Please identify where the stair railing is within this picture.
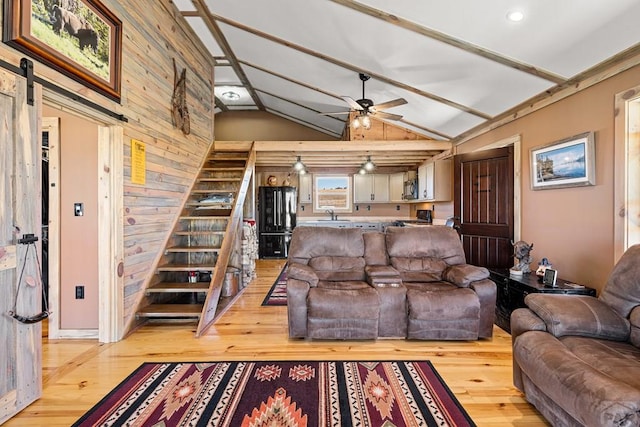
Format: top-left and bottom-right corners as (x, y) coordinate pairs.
(196, 144), (256, 337)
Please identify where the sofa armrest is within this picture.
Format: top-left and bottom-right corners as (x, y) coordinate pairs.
(365, 265), (402, 285)
(510, 308), (547, 391)
(524, 293), (631, 340)
(510, 308), (547, 342)
(287, 278), (311, 338)
(287, 262), (319, 287)
(443, 264), (489, 288)
(629, 305), (640, 347)
(469, 278), (496, 338)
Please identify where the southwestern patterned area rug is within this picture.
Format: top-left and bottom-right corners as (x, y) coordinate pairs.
(261, 265), (287, 306)
(73, 360), (476, 426)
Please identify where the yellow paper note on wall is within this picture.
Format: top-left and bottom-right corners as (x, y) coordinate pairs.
(131, 139), (146, 185)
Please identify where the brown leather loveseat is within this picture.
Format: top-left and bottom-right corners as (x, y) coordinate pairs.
(286, 225), (496, 340)
(511, 244), (640, 427)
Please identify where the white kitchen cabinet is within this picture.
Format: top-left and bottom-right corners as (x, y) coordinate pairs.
(389, 172), (404, 202)
(298, 173), (313, 203)
(353, 174), (389, 203)
(418, 159), (452, 201)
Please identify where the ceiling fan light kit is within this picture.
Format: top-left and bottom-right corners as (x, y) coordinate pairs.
(325, 73), (407, 131)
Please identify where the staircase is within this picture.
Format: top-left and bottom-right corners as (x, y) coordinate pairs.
(136, 145), (255, 336)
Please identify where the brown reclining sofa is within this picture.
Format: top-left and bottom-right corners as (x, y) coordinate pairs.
(286, 225), (497, 340)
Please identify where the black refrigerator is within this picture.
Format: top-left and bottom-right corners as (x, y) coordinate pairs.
(259, 186), (297, 258)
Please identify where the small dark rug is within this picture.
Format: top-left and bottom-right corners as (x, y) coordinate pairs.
(261, 265), (287, 306)
(73, 360), (475, 426)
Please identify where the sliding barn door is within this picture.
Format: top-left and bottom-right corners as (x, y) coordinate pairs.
(0, 67), (42, 423)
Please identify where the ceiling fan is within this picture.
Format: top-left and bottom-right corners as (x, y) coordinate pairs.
(322, 73), (408, 127)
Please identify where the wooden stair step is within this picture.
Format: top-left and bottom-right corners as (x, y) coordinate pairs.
(165, 246), (221, 253)
(185, 202), (232, 210)
(147, 282), (209, 293)
(201, 167), (244, 172)
(196, 177), (242, 182)
(190, 189), (238, 195)
(173, 231), (225, 236)
(137, 304), (203, 318)
(182, 208), (230, 215)
(157, 263), (216, 272)
(179, 215), (230, 220)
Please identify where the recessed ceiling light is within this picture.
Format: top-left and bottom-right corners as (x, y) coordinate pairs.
(221, 91), (240, 101)
(507, 10), (524, 22)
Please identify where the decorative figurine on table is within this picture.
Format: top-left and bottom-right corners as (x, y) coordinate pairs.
(510, 240), (534, 276)
(536, 257), (552, 281)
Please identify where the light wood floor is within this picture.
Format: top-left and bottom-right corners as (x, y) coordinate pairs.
(7, 259), (548, 426)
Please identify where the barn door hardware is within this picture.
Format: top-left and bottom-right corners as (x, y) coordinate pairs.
(20, 58), (34, 105)
(0, 57), (128, 122)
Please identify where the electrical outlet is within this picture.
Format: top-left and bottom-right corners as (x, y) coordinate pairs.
(75, 285), (85, 299)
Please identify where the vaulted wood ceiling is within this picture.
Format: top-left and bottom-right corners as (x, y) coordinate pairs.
(174, 1), (640, 169)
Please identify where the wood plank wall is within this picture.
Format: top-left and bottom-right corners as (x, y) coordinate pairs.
(0, 0), (215, 336)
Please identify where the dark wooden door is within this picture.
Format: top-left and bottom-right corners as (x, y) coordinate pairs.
(454, 147), (514, 268)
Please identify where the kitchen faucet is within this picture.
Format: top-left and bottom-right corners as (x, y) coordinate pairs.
(325, 209), (336, 220)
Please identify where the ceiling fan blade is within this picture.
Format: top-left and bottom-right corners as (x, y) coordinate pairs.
(319, 111), (351, 116)
(374, 111), (403, 121)
(341, 96), (364, 111)
(372, 98), (408, 111)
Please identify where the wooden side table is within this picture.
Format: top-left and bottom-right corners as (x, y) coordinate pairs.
(489, 269), (597, 333)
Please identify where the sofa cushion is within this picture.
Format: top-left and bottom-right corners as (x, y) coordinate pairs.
(599, 243), (640, 318)
(525, 294), (630, 340)
(514, 331), (640, 427)
(363, 231), (388, 266)
(390, 257), (447, 282)
(316, 280), (371, 291)
(404, 281), (457, 292)
(309, 256), (366, 281)
(289, 226), (365, 259)
(385, 226), (466, 266)
(406, 288), (480, 340)
(308, 286), (379, 319)
(559, 336), (640, 390)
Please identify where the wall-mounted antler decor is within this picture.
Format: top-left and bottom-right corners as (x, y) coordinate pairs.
(171, 58), (190, 135)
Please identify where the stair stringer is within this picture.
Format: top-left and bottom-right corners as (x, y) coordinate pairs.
(196, 145), (256, 337)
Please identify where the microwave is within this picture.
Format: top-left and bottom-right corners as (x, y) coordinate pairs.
(403, 179), (418, 200)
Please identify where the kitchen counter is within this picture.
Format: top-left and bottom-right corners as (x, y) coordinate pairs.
(296, 218), (447, 229)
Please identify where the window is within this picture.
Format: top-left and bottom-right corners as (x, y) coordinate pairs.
(614, 85), (640, 261)
(313, 175), (352, 213)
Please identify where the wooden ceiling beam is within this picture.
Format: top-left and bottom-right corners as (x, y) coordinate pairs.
(329, 0), (566, 85)
(185, 3), (265, 110)
(248, 140), (452, 152)
(211, 14), (491, 120)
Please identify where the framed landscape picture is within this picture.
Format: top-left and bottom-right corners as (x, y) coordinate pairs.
(530, 131), (596, 190)
(3, 0), (122, 101)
